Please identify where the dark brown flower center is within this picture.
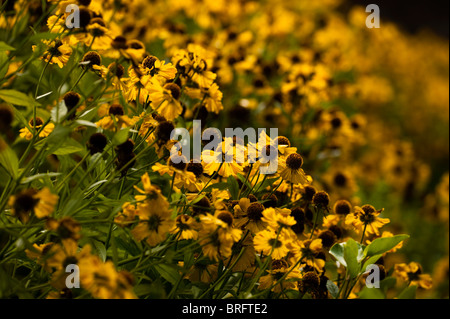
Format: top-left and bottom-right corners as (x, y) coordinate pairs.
(217, 211), (234, 227)
(29, 117), (44, 127)
(247, 203), (265, 222)
(63, 91), (81, 109)
(334, 200), (352, 215)
(13, 190), (39, 213)
(164, 83), (181, 100)
(187, 162), (204, 178)
(286, 153), (304, 170)
(81, 51), (102, 68)
(109, 104), (125, 116)
(275, 136), (291, 147)
(312, 191), (330, 207)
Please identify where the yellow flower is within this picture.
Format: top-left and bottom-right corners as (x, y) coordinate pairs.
(394, 262), (433, 290)
(19, 117), (55, 140)
(288, 238), (326, 273)
(223, 232), (256, 272)
(172, 44), (217, 88)
(261, 207), (297, 231)
(345, 204), (390, 236)
(45, 239), (93, 290)
(278, 153), (313, 185)
(201, 138), (244, 178)
(8, 187), (58, 222)
(79, 255), (137, 299)
(254, 229), (291, 260)
(233, 198), (267, 234)
(185, 83), (223, 114)
(198, 212), (242, 261)
(95, 103), (139, 131)
(131, 204), (174, 247)
(141, 56), (177, 81)
(34, 40), (72, 68)
(171, 214), (200, 240)
(146, 79), (183, 121)
(258, 259), (301, 293)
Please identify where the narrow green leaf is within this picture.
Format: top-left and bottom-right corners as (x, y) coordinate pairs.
(227, 175), (239, 199)
(203, 182), (228, 192)
(0, 52), (9, 79)
(0, 41), (15, 51)
(154, 263), (181, 286)
(0, 89), (40, 108)
(21, 172), (62, 184)
(0, 145), (19, 179)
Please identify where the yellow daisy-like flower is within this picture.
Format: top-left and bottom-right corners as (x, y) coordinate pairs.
(45, 239), (92, 289)
(278, 153), (313, 185)
(198, 211), (242, 261)
(201, 138), (244, 178)
(33, 40), (72, 69)
(254, 229), (291, 260)
(8, 187), (59, 222)
(95, 103), (139, 131)
(288, 238), (326, 273)
(79, 255), (137, 299)
(185, 83), (223, 114)
(131, 201), (175, 247)
(171, 214), (200, 240)
(394, 262), (433, 290)
(258, 259), (301, 293)
(147, 79), (183, 121)
(345, 204), (390, 236)
(261, 207), (297, 231)
(233, 198), (267, 234)
(141, 56), (177, 81)
(19, 117), (55, 140)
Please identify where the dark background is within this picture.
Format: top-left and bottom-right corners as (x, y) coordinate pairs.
(345, 0), (449, 38)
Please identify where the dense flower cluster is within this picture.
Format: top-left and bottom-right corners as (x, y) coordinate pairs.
(0, 0), (448, 299)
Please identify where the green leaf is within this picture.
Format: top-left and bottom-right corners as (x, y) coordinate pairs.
(112, 128), (130, 146)
(364, 234), (409, 257)
(344, 238), (360, 278)
(0, 90), (40, 108)
(380, 277), (397, 294)
(0, 52), (9, 79)
(254, 177), (280, 194)
(397, 285), (417, 299)
(29, 32), (60, 43)
(358, 286), (385, 299)
(236, 173), (251, 190)
(154, 263), (181, 286)
(50, 102), (68, 123)
(0, 144), (19, 179)
(329, 242), (346, 267)
(91, 239), (107, 262)
(0, 41), (15, 51)
(203, 182), (228, 193)
(227, 175), (239, 199)
(362, 254), (383, 271)
(51, 138), (84, 156)
(326, 280), (339, 299)
(21, 172), (62, 184)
